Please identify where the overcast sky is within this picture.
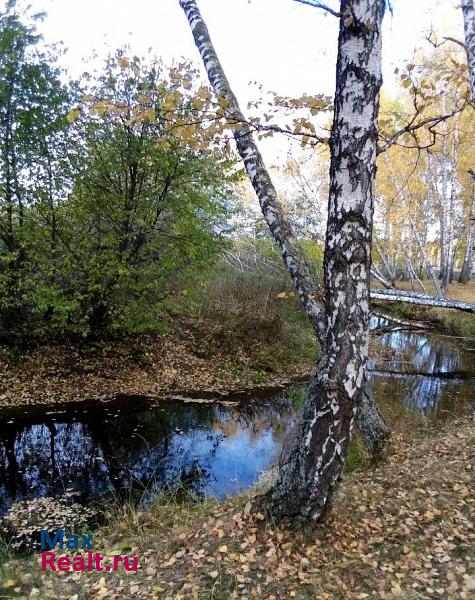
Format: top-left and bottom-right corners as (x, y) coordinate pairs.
(3, 0), (464, 163)
(13, 0), (462, 96)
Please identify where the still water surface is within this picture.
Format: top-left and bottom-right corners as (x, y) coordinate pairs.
(0, 318), (473, 513)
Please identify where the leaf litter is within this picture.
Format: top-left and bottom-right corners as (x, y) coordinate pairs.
(0, 415), (473, 599)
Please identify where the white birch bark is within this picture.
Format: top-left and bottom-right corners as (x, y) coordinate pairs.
(411, 223), (444, 296)
(459, 171), (475, 282)
(270, 0), (387, 520)
(372, 288), (475, 312)
(179, 0), (390, 463)
(461, 0), (475, 101)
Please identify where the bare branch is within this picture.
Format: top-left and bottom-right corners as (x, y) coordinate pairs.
(248, 120), (327, 145)
(377, 104), (466, 154)
(426, 31), (466, 50)
(443, 36), (466, 49)
(292, 0), (340, 17)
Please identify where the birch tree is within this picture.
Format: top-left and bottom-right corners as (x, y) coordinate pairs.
(461, 0), (475, 101)
(180, 0), (386, 521)
(459, 169), (475, 282)
(180, 0), (475, 521)
(179, 0), (391, 463)
(270, 0), (386, 520)
(459, 0), (475, 282)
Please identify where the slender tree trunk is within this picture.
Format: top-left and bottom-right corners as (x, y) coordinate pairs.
(461, 0), (475, 101)
(439, 154), (451, 292)
(446, 134), (459, 286)
(412, 223), (444, 296)
(179, 0), (390, 459)
(371, 263), (392, 288)
(375, 242), (396, 285)
(270, 0), (386, 521)
(459, 172), (475, 282)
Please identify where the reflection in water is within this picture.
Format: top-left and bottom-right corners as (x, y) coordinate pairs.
(369, 316), (474, 414)
(0, 320), (473, 513)
(0, 395), (295, 514)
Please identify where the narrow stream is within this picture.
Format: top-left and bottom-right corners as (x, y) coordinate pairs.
(0, 317), (473, 514)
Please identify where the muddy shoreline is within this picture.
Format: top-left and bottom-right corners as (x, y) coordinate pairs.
(0, 373), (311, 421)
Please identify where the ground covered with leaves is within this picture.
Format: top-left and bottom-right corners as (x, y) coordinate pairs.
(0, 415), (473, 599)
(0, 316), (316, 410)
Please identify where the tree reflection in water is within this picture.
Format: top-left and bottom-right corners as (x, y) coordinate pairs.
(0, 324), (473, 514)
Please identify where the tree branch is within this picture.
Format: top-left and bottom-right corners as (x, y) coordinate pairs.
(426, 31), (466, 50)
(377, 105), (466, 154)
(443, 36), (466, 49)
(292, 0), (340, 17)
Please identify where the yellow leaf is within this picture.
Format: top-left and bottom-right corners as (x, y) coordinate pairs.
(142, 108), (156, 122)
(138, 94), (153, 105)
(3, 580), (15, 589)
(192, 98), (204, 111)
(66, 108), (80, 123)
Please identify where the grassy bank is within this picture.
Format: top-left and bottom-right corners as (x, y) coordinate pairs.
(0, 414), (473, 599)
(0, 309), (317, 410)
(1, 274), (473, 411)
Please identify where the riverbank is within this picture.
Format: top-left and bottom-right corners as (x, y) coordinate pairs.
(0, 314), (317, 409)
(1, 294), (473, 410)
(0, 414), (473, 599)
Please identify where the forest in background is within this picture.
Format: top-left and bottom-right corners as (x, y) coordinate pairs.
(0, 3), (473, 345)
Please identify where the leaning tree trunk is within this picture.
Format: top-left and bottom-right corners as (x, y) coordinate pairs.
(179, 0), (390, 456)
(461, 0), (475, 101)
(270, 0), (386, 521)
(459, 172), (475, 283)
(412, 223), (444, 297)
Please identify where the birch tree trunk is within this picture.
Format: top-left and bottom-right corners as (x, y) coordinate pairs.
(459, 172), (475, 283)
(461, 0), (475, 101)
(179, 0), (390, 460)
(371, 288), (475, 312)
(412, 223), (444, 296)
(270, 0), (386, 521)
(439, 153), (451, 292)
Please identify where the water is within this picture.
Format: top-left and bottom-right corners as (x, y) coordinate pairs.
(369, 315), (475, 414)
(0, 318), (473, 514)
